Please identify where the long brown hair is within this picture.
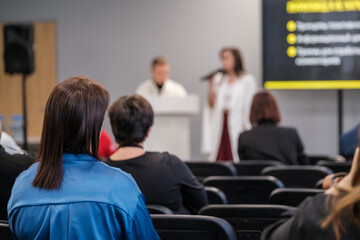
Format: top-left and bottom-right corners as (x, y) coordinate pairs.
(321, 147), (360, 239)
(32, 76), (110, 190)
(220, 47), (244, 76)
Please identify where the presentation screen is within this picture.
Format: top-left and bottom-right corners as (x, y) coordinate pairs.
(263, 0), (360, 89)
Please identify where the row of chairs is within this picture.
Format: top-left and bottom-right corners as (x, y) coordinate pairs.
(186, 161), (337, 188)
(150, 204), (295, 240)
(203, 176), (325, 205)
(186, 160), (351, 181)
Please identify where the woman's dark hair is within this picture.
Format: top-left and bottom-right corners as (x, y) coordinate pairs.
(220, 47), (245, 76)
(250, 91), (281, 125)
(108, 94), (154, 145)
(32, 76), (110, 190)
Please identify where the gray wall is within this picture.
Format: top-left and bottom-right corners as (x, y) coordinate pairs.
(1, 0), (359, 159)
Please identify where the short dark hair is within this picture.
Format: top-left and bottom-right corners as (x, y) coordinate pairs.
(32, 76), (110, 190)
(109, 94), (154, 145)
(220, 47), (245, 76)
(250, 91), (281, 125)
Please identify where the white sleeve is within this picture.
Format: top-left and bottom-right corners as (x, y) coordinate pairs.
(242, 75), (258, 130)
(135, 82), (148, 96)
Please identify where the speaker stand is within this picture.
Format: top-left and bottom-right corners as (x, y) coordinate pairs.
(22, 74), (28, 150)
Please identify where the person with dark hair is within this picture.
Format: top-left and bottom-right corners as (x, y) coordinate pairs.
(202, 47), (257, 162)
(262, 146), (360, 240)
(0, 120), (34, 220)
(135, 56), (187, 96)
(106, 94), (207, 214)
(7, 77), (159, 239)
(238, 91), (308, 164)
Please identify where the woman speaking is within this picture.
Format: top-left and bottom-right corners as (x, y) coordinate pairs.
(201, 47), (257, 162)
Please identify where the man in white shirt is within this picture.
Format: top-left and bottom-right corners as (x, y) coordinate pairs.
(135, 57), (187, 97)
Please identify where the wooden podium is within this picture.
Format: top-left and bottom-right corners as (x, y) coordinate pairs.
(143, 95), (199, 160)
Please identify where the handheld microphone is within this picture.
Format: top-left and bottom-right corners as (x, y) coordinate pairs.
(200, 68), (226, 81)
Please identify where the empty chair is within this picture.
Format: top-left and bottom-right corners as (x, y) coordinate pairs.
(151, 214), (236, 240)
(147, 205), (173, 214)
(234, 160), (284, 176)
(185, 162), (237, 182)
(269, 188), (325, 207)
(261, 165), (333, 188)
(203, 176), (284, 204)
(205, 186), (228, 205)
(0, 221), (11, 240)
(199, 204), (294, 240)
(316, 160), (352, 173)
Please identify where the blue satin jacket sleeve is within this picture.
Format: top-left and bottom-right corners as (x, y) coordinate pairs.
(129, 194), (160, 240)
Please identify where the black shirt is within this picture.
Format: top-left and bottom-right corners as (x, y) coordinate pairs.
(238, 121), (308, 165)
(262, 193), (360, 240)
(106, 152), (207, 214)
(0, 145), (34, 220)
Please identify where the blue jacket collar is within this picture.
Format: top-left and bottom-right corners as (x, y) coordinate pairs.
(62, 153), (98, 162)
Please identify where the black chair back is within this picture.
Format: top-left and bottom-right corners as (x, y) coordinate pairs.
(307, 155), (332, 165)
(261, 165), (333, 188)
(186, 162), (237, 182)
(316, 160), (352, 173)
(0, 221), (11, 240)
(234, 160), (284, 176)
(151, 214), (236, 240)
(205, 186), (228, 204)
(203, 176), (284, 204)
(269, 188), (324, 207)
(199, 204), (294, 240)
(146, 205), (173, 214)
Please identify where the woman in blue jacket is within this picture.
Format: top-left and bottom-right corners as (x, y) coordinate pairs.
(7, 76), (160, 240)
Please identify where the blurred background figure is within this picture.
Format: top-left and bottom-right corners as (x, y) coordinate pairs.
(98, 129), (118, 160)
(0, 119), (34, 220)
(238, 91), (308, 165)
(340, 123), (359, 160)
(135, 57), (187, 97)
(202, 47), (257, 162)
(0, 120), (25, 155)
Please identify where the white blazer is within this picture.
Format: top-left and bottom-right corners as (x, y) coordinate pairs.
(201, 72), (257, 163)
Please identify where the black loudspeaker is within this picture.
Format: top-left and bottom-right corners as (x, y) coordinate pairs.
(3, 24), (34, 74)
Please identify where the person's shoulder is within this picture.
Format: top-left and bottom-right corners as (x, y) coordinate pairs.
(146, 151), (184, 166)
(95, 161), (141, 192)
(239, 128), (254, 138)
(10, 162), (39, 198)
(167, 79), (186, 89)
(135, 79), (153, 93)
(239, 72), (255, 81)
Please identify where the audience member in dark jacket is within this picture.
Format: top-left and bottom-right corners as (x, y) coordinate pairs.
(0, 123), (34, 220)
(238, 91), (308, 165)
(106, 94), (207, 214)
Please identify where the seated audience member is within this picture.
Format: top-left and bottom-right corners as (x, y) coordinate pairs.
(0, 121), (25, 155)
(340, 123), (359, 159)
(7, 77), (159, 239)
(238, 91), (308, 165)
(0, 122), (34, 220)
(262, 146), (360, 240)
(106, 94), (207, 214)
(135, 57), (187, 97)
(99, 129), (118, 159)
